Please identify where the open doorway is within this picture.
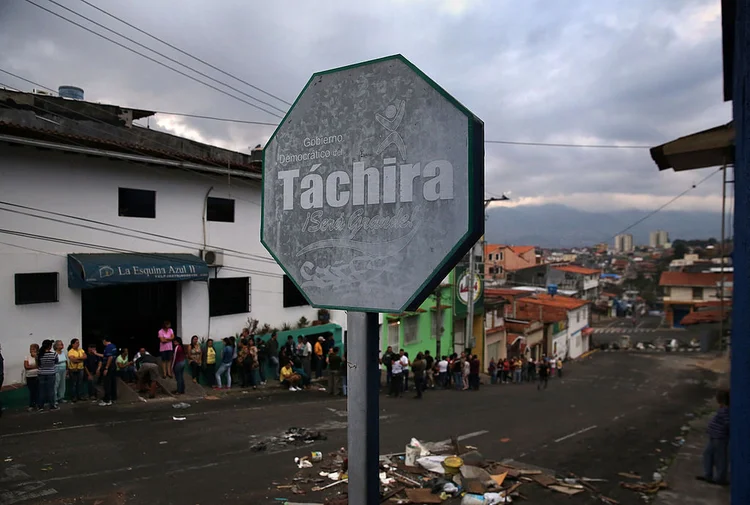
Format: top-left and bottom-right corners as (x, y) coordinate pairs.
(82, 282), (177, 355)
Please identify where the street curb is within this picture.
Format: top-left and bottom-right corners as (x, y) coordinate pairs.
(578, 349), (599, 360)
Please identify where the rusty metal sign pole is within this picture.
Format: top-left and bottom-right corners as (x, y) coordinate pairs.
(346, 311), (380, 505)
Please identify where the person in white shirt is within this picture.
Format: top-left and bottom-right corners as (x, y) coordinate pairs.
(389, 349), (409, 397)
(437, 356), (449, 389)
(301, 337), (313, 378)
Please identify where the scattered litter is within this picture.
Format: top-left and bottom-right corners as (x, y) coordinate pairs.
(417, 455), (448, 474)
(159, 441), (168, 445)
(52, 422), (63, 426)
(500, 438), (511, 443)
(620, 480), (668, 494)
(491, 471), (508, 487)
(295, 457), (313, 469)
(652, 472), (663, 482)
(580, 477), (608, 482)
(310, 451), (322, 462)
(204, 395), (219, 400)
(250, 442), (267, 452)
(3, 458), (12, 462)
(618, 472), (641, 480)
(680, 425), (690, 432)
(172, 402), (191, 409)
(40, 466), (53, 471)
(549, 484), (584, 495)
(172, 416), (186, 421)
(311, 478), (347, 492)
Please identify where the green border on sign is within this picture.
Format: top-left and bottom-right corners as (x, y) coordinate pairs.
(260, 54), (484, 314)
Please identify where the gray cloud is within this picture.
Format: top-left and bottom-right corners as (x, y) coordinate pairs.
(0, 0), (731, 210)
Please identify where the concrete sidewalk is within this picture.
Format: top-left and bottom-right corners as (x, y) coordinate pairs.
(654, 411), (730, 505)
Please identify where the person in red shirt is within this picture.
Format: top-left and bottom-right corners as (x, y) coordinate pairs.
(502, 358), (511, 384)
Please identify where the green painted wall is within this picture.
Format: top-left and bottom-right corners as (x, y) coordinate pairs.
(381, 274), (455, 359)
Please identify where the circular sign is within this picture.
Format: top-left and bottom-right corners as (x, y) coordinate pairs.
(457, 272), (482, 305)
(262, 55), (484, 312)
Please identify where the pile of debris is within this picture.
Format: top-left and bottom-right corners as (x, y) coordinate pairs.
(250, 427), (327, 453)
(277, 436), (628, 504)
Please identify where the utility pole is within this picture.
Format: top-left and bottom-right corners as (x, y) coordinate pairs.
(466, 245), (475, 352)
(434, 285), (442, 359)
(464, 196), (509, 352)
(719, 161), (727, 352)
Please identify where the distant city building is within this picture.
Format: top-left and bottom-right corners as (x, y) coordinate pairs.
(614, 233), (634, 253)
(649, 230), (670, 248)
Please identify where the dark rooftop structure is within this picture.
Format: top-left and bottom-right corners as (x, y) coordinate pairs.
(0, 88), (261, 177)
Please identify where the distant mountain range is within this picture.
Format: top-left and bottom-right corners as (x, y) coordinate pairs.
(485, 204), (725, 249)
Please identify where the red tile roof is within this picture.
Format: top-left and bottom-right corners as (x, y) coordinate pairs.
(486, 288), (528, 298)
(484, 244), (535, 256)
(659, 271), (733, 287)
(553, 265), (601, 275)
(680, 308), (731, 326)
(510, 246), (535, 255)
(523, 293), (590, 309)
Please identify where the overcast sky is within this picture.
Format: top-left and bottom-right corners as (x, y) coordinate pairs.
(0, 0), (731, 213)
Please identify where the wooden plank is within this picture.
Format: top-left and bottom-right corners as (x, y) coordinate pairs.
(531, 474), (557, 487)
(548, 485), (584, 495)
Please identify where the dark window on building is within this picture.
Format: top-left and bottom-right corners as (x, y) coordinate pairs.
(209, 277), (250, 317)
(118, 187), (156, 218)
(692, 287), (703, 300)
(15, 272), (59, 305)
(206, 197), (235, 223)
(283, 275), (308, 307)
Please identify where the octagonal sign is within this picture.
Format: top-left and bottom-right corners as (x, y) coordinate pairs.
(262, 55), (484, 313)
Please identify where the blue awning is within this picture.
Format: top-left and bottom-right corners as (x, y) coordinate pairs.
(68, 253), (209, 289)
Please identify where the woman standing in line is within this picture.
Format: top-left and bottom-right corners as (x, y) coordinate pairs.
(37, 340), (58, 411)
(214, 337), (234, 389)
(188, 336), (202, 384)
(67, 338), (86, 402)
(171, 336), (186, 395)
(24, 343), (40, 411)
(203, 338), (216, 386)
(158, 320), (175, 379)
(53, 340), (67, 405)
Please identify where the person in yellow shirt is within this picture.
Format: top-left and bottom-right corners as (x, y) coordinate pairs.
(314, 336), (325, 379)
(204, 338), (216, 387)
(556, 358), (563, 378)
(280, 360), (301, 391)
(67, 338), (86, 402)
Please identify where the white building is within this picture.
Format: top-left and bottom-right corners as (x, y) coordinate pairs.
(614, 233), (634, 253)
(649, 230), (669, 248)
(0, 90), (347, 385)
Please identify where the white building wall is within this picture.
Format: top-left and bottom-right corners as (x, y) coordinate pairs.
(0, 146), (346, 384)
(566, 305), (589, 359)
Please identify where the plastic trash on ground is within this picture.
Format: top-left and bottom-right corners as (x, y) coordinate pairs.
(417, 455), (448, 474)
(172, 402), (191, 409)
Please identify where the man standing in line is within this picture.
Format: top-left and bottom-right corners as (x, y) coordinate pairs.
(327, 347), (342, 395)
(424, 350), (435, 389)
(469, 354), (481, 390)
(437, 355), (449, 388)
(382, 346), (395, 389)
(267, 332), (280, 380)
(256, 336), (268, 385)
(537, 357), (549, 391)
(300, 336), (312, 379)
(100, 336), (118, 406)
(389, 349), (405, 397)
(411, 352), (426, 399)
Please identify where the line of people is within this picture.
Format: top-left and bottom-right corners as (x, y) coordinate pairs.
(381, 347), (483, 398)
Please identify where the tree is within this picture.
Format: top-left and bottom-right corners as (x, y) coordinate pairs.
(672, 240), (688, 259)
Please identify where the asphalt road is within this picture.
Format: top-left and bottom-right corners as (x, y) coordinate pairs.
(590, 315), (705, 348)
(0, 351), (716, 505)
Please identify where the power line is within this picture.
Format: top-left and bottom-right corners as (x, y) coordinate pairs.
(24, 0), (284, 119)
(153, 111), (278, 126)
(0, 200), (277, 265)
(44, 0), (286, 116)
(76, 0), (292, 107)
(484, 139), (651, 149)
(612, 167), (722, 239)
